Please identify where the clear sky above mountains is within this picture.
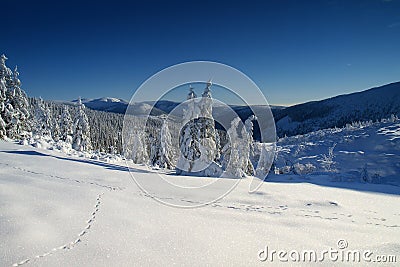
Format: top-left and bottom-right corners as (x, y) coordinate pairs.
(2, 0), (399, 105)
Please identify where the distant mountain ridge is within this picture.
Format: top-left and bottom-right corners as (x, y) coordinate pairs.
(71, 97), (128, 114)
(274, 81), (400, 137)
(68, 81), (400, 138)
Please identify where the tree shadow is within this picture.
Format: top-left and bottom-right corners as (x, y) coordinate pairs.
(266, 173), (400, 196)
(0, 150), (151, 174)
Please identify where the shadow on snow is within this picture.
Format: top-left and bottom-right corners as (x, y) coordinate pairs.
(0, 150), (151, 174)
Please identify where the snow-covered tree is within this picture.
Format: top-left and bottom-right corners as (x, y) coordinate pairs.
(0, 54), (12, 84)
(242, 115), (256, 175)
(52, 113), (61, 141)
(158, 118), (174, 168)
(32, 98), (52, 138)
(72, 98), (92, 151)
(149, 133), (160, 166)
(0, 61), (31, 139)
(59, 105), (73, 143)
(176, 82), (222, 175)
(0, 78), (6, 138)
(221, 115), (256, 178)
(131, 127), (148, 164)
(239, 122), (254, 176)
(198, 80), (219, 163)
(222, 117), (244, 177)
(255, 144), (273, 178)
(177, 119), (200, 172)
(176, 86), (201, 173)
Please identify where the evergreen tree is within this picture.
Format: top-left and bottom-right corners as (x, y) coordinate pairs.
(73, 98), (92, 151)
(130, 126), (148, 164)
(149, 133), (160, 166)
(52, 113), (61, 141)
(158, 118), (174, 168)
(242, 115), (256, 175)
(0, 56), (31, 139)
(0, 78), (6, 138)
(0, 54), (12, 83)
(255, 144), (273, 178)
(198, 80), (219, 163)
(176, 82), (223, 175)
(176, 85), (201, 173)
(32, 98), (52, 138)
(239, 125), (254, 176)
(222, 117), (244, 178)
(60, 105), (73, 143)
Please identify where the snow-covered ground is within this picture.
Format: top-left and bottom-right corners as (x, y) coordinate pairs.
(273, 117), (400, 185)
(1, 139), (399, 266)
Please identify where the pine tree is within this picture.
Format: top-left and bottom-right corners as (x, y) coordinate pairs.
(148, 133), (160, 166)
(239, 125), (254, 176)
(255, 144), (273, 178)
(222, 117), (244, 177)
(0, 77), (6, 138)
(0, 56), (31, 139)
(198, 80), (219, 163)
(130, 126), (148, 164)
(242, 115), (256, 175)
(52, 113), (61, 141)
(158, 118), (174, 168)
(176, 85), (201, 173)
(72, 98), (92, 151)
(32, 98), (52, 138)
(176, 82), (223, 175)
(60, 105), (73, 143)
(0, 54), (12, 83)
(221, 115), (256, 178)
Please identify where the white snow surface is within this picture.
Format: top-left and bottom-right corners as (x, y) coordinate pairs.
(0, 139), (399, 266)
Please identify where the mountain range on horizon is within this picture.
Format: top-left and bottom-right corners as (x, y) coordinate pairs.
(58, 81), (400, 138)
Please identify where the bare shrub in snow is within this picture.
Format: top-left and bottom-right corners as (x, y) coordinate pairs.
(320, 143), (337, 172)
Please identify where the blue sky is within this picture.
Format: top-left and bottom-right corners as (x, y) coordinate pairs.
(2, 0), (399, 105)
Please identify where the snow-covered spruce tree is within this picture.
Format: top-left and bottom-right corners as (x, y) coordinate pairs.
(59, 105), (73, 143)
(0, 77), (6, 138)
(148, 133), (160, 166)
(222, 117), (244, 177)
(52, 113), (61, 141)
(239, 121), (254, 176)
(0, 60), (31, 139)
(158, 118), (174, 169)
(214, 130), (221, 163)
(177, 119), (200, 173)
(0, 54), (12, 86)
(242, 115), (257, 175)
(32, 98), (52, 138)
(198, 80), (219, 163)
(131, 126), (148, 164)
(176, 85), (201, 174)
(72, 98), (92, 151)
(10, 67), (30, 134)
(222, 115), (256, 178)
(255, 144), (273, 178)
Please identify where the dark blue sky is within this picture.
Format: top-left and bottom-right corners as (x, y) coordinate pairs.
(2, 0), (399, 105)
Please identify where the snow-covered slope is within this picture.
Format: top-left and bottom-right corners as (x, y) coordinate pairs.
(273, 116), (400, 186)
(1, 140), (399, 266)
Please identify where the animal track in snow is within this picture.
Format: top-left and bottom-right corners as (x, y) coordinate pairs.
(0, 162), (124, 191)
(12, 193), (104, 266)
